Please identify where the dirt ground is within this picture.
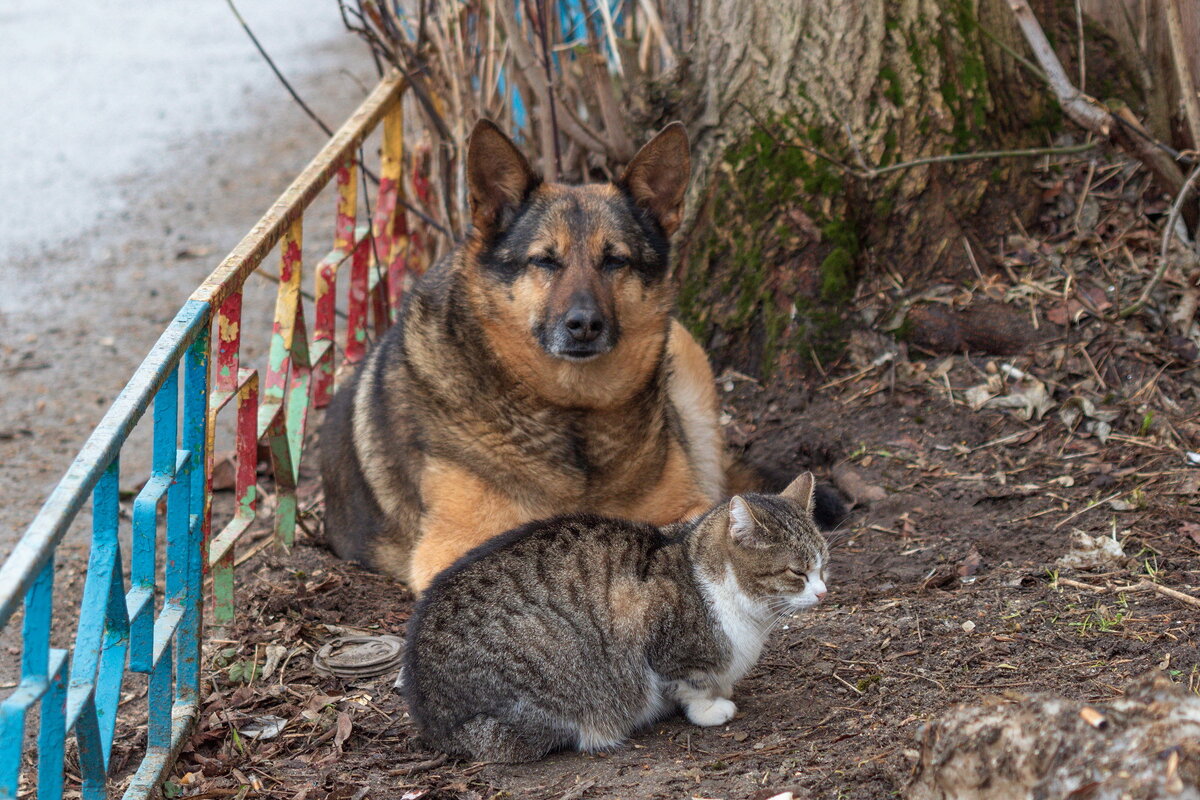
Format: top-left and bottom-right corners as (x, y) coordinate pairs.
(153, 357), (1199, 799)
(20, 133), (1200, 798)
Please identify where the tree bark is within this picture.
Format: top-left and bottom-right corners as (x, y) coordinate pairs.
(652, 0), (1072, 377)
(906, 672), (1200, 800)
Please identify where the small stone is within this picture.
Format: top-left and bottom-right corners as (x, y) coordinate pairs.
(962, 620), (976, 633)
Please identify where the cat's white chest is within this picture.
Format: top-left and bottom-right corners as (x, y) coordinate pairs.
(699, 566), (768, 690)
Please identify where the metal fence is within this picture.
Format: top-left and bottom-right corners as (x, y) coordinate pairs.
(0, 71), (418, 800)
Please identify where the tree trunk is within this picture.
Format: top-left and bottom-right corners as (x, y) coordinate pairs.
(652, 0), (1073, 378)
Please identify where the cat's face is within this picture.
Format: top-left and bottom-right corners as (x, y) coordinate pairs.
(722, 474), (830, 611)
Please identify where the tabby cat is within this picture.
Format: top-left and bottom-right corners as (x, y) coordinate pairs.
(403, 472), (829, 762)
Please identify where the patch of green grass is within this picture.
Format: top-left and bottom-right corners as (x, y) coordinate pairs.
(1138, 410), (1154, 436)
(856, 674), (883, 692)
(1069, 601), (1128, 636)
(227, 658), (259, 684)
(1046, 568), (1060, 591)
(1131, 488), (1148, 510)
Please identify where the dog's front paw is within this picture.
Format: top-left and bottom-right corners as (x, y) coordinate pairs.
(685, 697), (737, 727)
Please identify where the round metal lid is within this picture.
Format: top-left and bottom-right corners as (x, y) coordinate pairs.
(312, 635), (404, 678)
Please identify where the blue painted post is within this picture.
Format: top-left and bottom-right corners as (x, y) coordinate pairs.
(0, 557), (59, 799)
(68, 458), (123, 797)
(179, 327), (210, 703)
(0, 689), (21, 798)
(37, 648), (69, 800)
(150, 368), (180, 753)
(166, 449), (192, 706)
(166, 451), (190, 609)
(75, 704), (106, 800)
(94, 458), (128, 763)
(148, 633), (173, 750)
(0, 693), (21, 798)
(20, 558), (51, 693)
(38, 652), (69, 800)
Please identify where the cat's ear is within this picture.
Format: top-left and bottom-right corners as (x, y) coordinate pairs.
(467, 119), (538, 235)
(619, 122), (690, 236)
(728, 496), (760, 547)
(780, 472), (816, 514)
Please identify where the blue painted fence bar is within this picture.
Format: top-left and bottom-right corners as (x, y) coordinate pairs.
(0, 72), (412, 799)
(0, 305), (209, 800)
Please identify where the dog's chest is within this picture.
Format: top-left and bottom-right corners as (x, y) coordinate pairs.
(475, 402), (668, 498)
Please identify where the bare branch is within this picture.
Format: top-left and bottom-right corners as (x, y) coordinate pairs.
(535, 0), (563, 178)
(1006, 0), (1111, 134)
(495, 0), (610, 157)
(1006, 0), (1188, 208)
(1165, 0), (1200, 152)
(1119, 163), (1200, 318)
(226, 0), (334, 137)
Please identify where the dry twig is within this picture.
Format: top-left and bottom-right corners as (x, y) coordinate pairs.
(1164, 0), (1200, 152)
(1006, 0), (1189, 203)
(1119, 163), (1200, 317)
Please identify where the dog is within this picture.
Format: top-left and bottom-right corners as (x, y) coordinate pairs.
(319, 119), (731, 592)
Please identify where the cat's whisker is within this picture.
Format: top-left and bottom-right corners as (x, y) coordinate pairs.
(759, 599), (800, 634)
(822, 521), (857, 550)
(761, 596), (793, 617)
(764, 612), (796, 636)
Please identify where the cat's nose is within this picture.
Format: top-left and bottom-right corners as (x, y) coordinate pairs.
(812, 578), (827, 602)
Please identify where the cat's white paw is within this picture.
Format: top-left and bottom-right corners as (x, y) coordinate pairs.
(685, 697), (737, 727)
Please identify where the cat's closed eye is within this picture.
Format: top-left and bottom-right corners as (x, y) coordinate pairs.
(785, 566), (808, 579)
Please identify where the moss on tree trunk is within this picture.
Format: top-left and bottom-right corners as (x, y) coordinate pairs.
(657, 0), (1076, 378)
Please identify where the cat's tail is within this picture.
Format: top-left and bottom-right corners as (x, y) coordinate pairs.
(725, 457), (848, 531)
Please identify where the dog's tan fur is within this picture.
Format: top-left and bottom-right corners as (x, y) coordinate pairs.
(319, 121), (723, 592)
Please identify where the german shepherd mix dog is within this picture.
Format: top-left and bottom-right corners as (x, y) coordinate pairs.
(320, 120), (729, 592)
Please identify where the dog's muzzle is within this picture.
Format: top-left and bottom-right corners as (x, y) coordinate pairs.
(542, 295), (616, 361)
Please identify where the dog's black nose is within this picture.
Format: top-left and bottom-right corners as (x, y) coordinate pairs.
(564, 300), (605, 343)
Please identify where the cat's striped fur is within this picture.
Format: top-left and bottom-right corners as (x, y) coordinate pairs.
(403, 473), (829, 762)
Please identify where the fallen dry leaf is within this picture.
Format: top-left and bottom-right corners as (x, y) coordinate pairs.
(957, 546), (983, 578)
(334, 712), (353, 750)
(238, 715), (287, 741)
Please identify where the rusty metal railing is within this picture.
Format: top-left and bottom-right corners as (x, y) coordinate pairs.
(0, 71), (418, 800)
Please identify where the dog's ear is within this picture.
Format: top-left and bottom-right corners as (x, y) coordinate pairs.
(467, 119), (538, 235)
(620, 122), (690, 236)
